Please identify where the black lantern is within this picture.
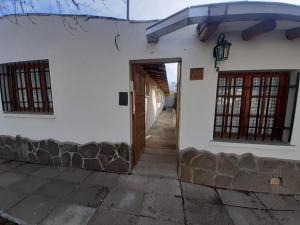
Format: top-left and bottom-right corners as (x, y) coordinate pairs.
(213, 33), (232, 71)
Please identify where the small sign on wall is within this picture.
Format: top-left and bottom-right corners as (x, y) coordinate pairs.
(119, 92), (128, 106)
(190, 68), (204, 80)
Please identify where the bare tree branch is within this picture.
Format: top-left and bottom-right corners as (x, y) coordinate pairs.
(0, 0), (127, 33)
(0, 0), (98, 30)
(71, 0), (80, 10)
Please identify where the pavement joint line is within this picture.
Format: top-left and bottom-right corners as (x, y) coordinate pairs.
(214, 187), (236, 225)
(252, 192), (285, 225)
(2, 190), (31, 215)
(79, 169), (95, 184)
(35, 200), (61, 225)
(216, 189), (299, 212)
(179, 181), (188, 225)
(0, 209), (28, 225)
(132, 171), (177, 179)
(220, 203), (297, 211)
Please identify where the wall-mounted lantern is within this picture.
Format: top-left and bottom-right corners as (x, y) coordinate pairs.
(213, 33), (232, 71)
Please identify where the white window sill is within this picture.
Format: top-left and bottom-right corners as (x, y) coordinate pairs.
(2, 113), (55, 119)
(209, 140), (296, 151)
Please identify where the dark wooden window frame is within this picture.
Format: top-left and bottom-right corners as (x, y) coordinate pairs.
(213, 71), (298, 143)
(0, 60), (53, 114)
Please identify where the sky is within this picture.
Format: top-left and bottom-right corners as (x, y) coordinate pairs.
(1, 0), (300, 20)
(166, 63), (178, 84)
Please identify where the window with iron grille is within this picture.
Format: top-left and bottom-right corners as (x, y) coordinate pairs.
(0, 60), (53, 113)
(214, 71), (299, 143)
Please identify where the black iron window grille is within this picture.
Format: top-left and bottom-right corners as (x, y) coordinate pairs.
(0, 60), (53, 113)
(214, 71), (299, 143)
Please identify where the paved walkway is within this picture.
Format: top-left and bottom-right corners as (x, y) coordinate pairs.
(0, 160), (300, 225)
(133, 109), (178, 178)
(145, 109), (177, 150)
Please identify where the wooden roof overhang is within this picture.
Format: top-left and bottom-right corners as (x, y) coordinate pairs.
(146, 1), (300, 42)
(142, 64), (169, 94)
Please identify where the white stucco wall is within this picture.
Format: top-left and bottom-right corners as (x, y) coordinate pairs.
(145, 75), (165, 133)
(0, 15), (299, 160)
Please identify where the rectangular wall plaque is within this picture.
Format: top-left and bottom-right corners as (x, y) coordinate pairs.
(190, 68), (204, 80)
(119, 92), (128, 106)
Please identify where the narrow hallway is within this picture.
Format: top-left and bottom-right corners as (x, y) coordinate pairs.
(132, 109), (178, 178)
(146, 109), (177, 151)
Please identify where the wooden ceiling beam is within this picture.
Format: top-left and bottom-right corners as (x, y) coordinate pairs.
(143, 64), (165, 68)
(149, 74), (166, 79)
(285, 27), (300, 40)
(143, 68), (165, 73)
(145, 68), (164, 72)
(242, 20), (276, 41)
(197, 22), (220, 42)
(141, 63), (169, 93)
(147, 71), (165, 76)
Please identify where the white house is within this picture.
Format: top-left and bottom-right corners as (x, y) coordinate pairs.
(0, 1), (300, 193)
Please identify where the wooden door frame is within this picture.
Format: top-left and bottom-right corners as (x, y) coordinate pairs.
(129, 58), (182, 166)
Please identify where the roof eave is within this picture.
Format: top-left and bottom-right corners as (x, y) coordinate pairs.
(146, 1), (300, 43)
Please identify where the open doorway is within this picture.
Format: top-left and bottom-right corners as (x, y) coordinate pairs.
(130, 58), (181, 177)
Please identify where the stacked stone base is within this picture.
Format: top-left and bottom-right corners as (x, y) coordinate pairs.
(0, 135), (131, 173)
(180, 148), (300, 194)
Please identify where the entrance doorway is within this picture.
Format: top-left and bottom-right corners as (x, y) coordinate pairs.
(130, 58), (181, 177)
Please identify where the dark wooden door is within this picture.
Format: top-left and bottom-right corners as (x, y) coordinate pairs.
(132, 65), (145, 165)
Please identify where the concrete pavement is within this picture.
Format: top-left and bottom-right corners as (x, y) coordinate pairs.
(0, 160), (299, 225)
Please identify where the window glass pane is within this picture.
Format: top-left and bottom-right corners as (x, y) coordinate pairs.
(45, 69), (51, 88)
(253, 77), (261, 86)
(266, 117), (274, 128)
(271, 77), (279, 86)
(236, 78), (243, 86)
(270, 86), (278, 96)
(218, 78), (226, 86)
(20, 69), (25, 87)
(4, 76), (10, 101)
(252, 87), (260, 96)
(216, 97), (224, 114)
(227, 116), (231, 128)
(228, 97), (233, 114)
(232, 116), (240, 127)
(248, 117), (256, 134)
(215, 127), (222, 132)
(215, 116), (223, 126)
(30, 68), (35, 87)
(30, 68), (41, 88)
(33, 89), (43, 109)
(0, 75), (6, 99)
(47, 89), (52, 102)
(235, 87), (242, 96)
(233, 98), (241, 114)
(18, 90), (28, 108)
(218, 87), (226, 95)
(268, 98), (277, 115)
(250, 98), (259, 115)
(16, 70), (21, 88)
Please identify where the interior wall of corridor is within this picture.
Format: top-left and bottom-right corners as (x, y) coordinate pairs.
(0, 16), (300, 160)
(145, 74), (165, 133)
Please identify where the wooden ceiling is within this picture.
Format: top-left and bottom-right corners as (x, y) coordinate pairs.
(142, 64), (169, 94)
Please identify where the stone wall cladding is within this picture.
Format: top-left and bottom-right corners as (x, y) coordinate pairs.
(179, 148), (300, 194)
(0, 135), (131, 173)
